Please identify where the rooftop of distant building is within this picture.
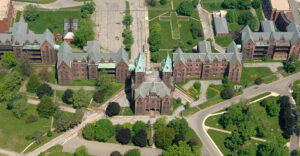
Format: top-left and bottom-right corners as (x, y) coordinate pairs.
(271, 0), (290, 11)
(0, 0), (11, 21)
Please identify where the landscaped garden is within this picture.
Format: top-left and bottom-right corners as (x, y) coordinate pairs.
(186, 82), (201, 100)
(170, 98), (183, 115)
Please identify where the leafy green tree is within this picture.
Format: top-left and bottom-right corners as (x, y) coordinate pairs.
(133, 121), (147, 134)
(190, 22), (203, 39)
(26, 75), (41, 93)
(192, 0), (199, 8)
(251, 0), (261, 8)
(155, 127), (175, 149)
(93, 90), (104, 103)
(279, 96), (295, 139)
(283, 54), (298, 73)
(257, 137), (289, 156)
(20, 57), (32, 76)
(37, 96), (57, 118)
(238, 146), (256, 156)
(219, 104), (244, 128)
(62, 89), (73, 104)
(220, 87), (234, 99)
(238, 11), (257, 30)
(154, 116), (167, 129)
(122, 28), (134, 51)
(123, 14), (133, 27)
(74, 145), (90, 156)
(167, 118), (189, 135)
(133, 130), (147, 147)
(148, 22), (161, 52)
(73, 88), (92, 108)
(237, 0), (251, 9)
(173, 134), (185, 145)
(36, 83), (53, 99)
(1, 52), (17, 67)
(124, 149), (140, 156)
(4, 71), (23, 91)
(160, 0), (167, 5)
(223, 0), (238, 9)
(162, 141), (194, 156)
(122, 122), (133, 132)
(96, 69), (113, 92)
(110, 151), (122, 156)
(116, 128), (131, 144)
(226, 10), (236, 23)
(255, 77), (263, 85)
(54, 110), (83, 132)
(238, 121), (256, 143)
(105, 102), (120, 117)
(176, 1), (194, 16)
(80, 1), (96, 14)
(24, 5), (40, 22)
(193, 82), (201, 89)
(146, 0), (157, 6)
(74, 19), (94, 48)
(224, 131), (242, 150)
(94, 119), (115, 142)
(12, 99), (28, 119)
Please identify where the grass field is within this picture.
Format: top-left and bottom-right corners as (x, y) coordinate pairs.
(119, 107), (134, 116)
(151, 51), (173, 63)
(181, 107), (200, 116)
(13, 0), (56, 4)
(206, 86), (221, 99)
(215, 36), (236, 47)
(170, 98), (183, 115)
(278, 61), (300, 77)
(201, 0), (224, 12)
(0, 104), (51, 152)
(40, 145), (73, 156)
(185, 127), (202, 151)
(228, 23), (244, 33)
(15, 11), (22, 23)
(240, 67), (274, 86)
(28, 7), (82, 34)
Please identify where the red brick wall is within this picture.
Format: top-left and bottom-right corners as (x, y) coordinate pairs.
(0, 0), (13, 33)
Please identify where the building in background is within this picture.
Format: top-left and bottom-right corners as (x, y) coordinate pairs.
(63, 19), (78, 43)
(213, 17), (230, 37)
(0, 0), (14, 33)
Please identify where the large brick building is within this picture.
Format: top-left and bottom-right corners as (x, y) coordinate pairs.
(241, 21), (300, 61)
(57, 41), (130, 84)
(173, 41), (243, 83)
(0, 0), (13, 33)
(0, 22), (56, 64)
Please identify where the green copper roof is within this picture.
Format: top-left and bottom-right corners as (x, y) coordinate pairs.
(98, 63), (116, 69)
(129, 64), (135, 71)
(162, 52), (172, 72)
(135, 53), (145, 72)
(23, 44), (40, 50)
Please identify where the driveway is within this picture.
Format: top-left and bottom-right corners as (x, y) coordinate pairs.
(63, 136), (162, 156)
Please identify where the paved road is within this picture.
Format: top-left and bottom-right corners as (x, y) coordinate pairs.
(187, 72), (300, 156)
(13, 0), (83, 10)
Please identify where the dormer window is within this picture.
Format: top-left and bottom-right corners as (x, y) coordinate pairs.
(25, 40), (30, 44)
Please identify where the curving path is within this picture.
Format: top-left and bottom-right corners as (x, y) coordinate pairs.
(186, 72), (300, 156)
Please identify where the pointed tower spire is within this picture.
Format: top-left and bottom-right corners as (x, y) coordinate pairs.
(161, 52), (172, 72)
(135, 52), (145, 72)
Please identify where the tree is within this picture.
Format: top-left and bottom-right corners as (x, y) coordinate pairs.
(220, 87), (234, 99)
(36, 83), (53, 99)
(37, 95), (57, 118)
(283, 54), (298, 73)
(160, 0), (167, 5)
(251, 0), (261, 8)
(24, 5), (39, 22)
(279, 96), (295, 139)
(146, 0), (157, 6)
(257, 137), (289, 156)
(1, 52), (17, 67)
(226, 10), (236, 23)
(93, 90), (104, 103)
(187, 138), (198, 148)
(122, 28), (134, 51)
(133, 121), (147, 134)
(238, 11), (257, 30)
(238, 146), (256, 156)
(73, 88), (92, 108)
(4, 70), (23, 91)
(82, 123), (95, 140)
(12, 99), (28, 119)
(110, 151), (122, 156)
(105, 102), (120, 117)
(80, 1), (96, 14)
(123, 14), (133, 27)
(54, 110), (83, 132)
(155, 127), (175, 149)
(26, 131), (43, 143)
(190, 22), (203, 39)
(238, 121), (256, 143)
(62, 89), (73, 104)
(124, 149), (140, 156)
(223, 0), (238, 9)
(224, 131), (242, 150)
(133, 130), (147, 147)
(193, 82), (201, 89)
(162, 141), (194, 156)
(192, 0), (199, 8)
(154, 116), (167, 129)
(173, 134), (185, 145)
(20, 56), (32, 76)
(26, 115), (38, 123)
(96, 69), (113, 92)
(219, 105), (244, 128)
(167, 118), (189, 135)
(123, 122), (133, 132)
(26, 75), (41, 93)
(94, 119), (115, 142)
(74, 145), (90, 156)
(116, 128), (131, 144)
(38, 65), (50, 81)
(237, 0), (251, 9)
(255, 77), (263, 85)
(176, 1), (194, 16)
(74, 19), (94, 48)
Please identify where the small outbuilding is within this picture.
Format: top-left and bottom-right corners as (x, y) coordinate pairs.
(213, 17), (230, 37)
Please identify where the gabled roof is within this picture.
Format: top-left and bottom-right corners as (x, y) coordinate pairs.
(214, 17), (229, 34)
(161, 52), (172, 72)
(198, 41), (212, 53)
(226, 41), (239, 53)
(135, 82), (171, 99)
(261, 21), (275, 32)
(135, 52), (145, 72)
(287, 22), (299, 33)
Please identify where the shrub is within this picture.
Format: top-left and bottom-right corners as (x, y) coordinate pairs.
(185, 102), (190, 109)
(37, 83), (53, 99)
(133, 121), (147, 134)
(74, 145), (89, 156)
(173, 134), (185, 145)
(192, 0), (199, 8)
(160, 0), (167, 5)
(47, 130), (52, 137)
(155, 127), (175, 149)
(193, 82), (201, 89)
(123, 14), (133, 27)
(106, 102), (121, 117)
(73, 88), (92, 108)
(116, 128), (131, 144)
(226, 10), (236, 23)
(255, 78), (263, 85)
(176, 1), (194, 16)
(167, 118), (189, 135)
(94, 119), (115, 142)
(133, 130), (147, 147)
(93, 90), (104, 103)
(124, 149), (140, 156)
(26, 115), (38, 123)
(1, 52), (17, 67)
(80, 1), (96, 14)
(110, 151), (122, 156)
(26, 75), (41, 93)
(62, 89), (73, 104)
(82, 123), (95, 140)
(154, 116), (167, 129)
(221, 87), (234, 99)
(146, 0), (157, 6)
(12, 99), (28, 119)
(24, 5), (39, 22)
(123, 122), (133, 132)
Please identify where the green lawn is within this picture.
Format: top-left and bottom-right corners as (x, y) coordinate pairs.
(228, 23), (244, 33)
(119, 107), (134, 116)
(24, 131), (61, 153)
(0, 104), (51, 152)
(65, 78), (96, 86)
(40, 145), (73, 156)
(206, 86), (221, 99)
(255, 8), (264, 21)
(151, 51), (173, 63)
(215, 36), (236, 47)
(170, 98), (183, 115)
(185, 128), (202, 152)
(199, 97), (224, 109)
(148, 0), (172, 20)
(187, 86), (200, 100)
(240, 67), (274, 86)
(249, 92), (271, 102)
(13, 0), (56, 4)
(27, 7), (82, 34)
(201, 0), (224, 12)
(15, 11), (22, 23)
(278, 61), (300, 77)
(181, 107), (200, 116)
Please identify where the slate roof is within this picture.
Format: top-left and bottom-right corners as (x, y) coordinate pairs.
(135, 81), (171, 99)
(214, 17), (229, 34)
(173, 41), (242, 67)
(261, 21), (275, 32)
(0, 22), (54, 47)
(57, 40), (129, 68)
(241, 22), (300, 45)
(197, 41), (212, 53)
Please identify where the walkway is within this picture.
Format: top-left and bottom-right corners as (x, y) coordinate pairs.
(63, 136), (162, 156)
(13, 0), (84, 10)
(46, 82), (98, 91)
(0, 148), (23, 156)
(243, 62), (284, 79)
(27, 98), (76, 113)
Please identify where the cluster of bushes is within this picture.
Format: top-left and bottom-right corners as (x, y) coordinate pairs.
(220, 77), (235, 99)
(176, 0), (198, 16)
(110, 149), (141, 156)
(122, 1), (133, 54)
(82, 119), (150, 147)
(149, 23), (162, 52)
(278, 96), (295, 139)
(283, 54), (298, 73)
(222, 0), (252, 10)
(260, 97), (280, 117)
(23, 5), (40, 22)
